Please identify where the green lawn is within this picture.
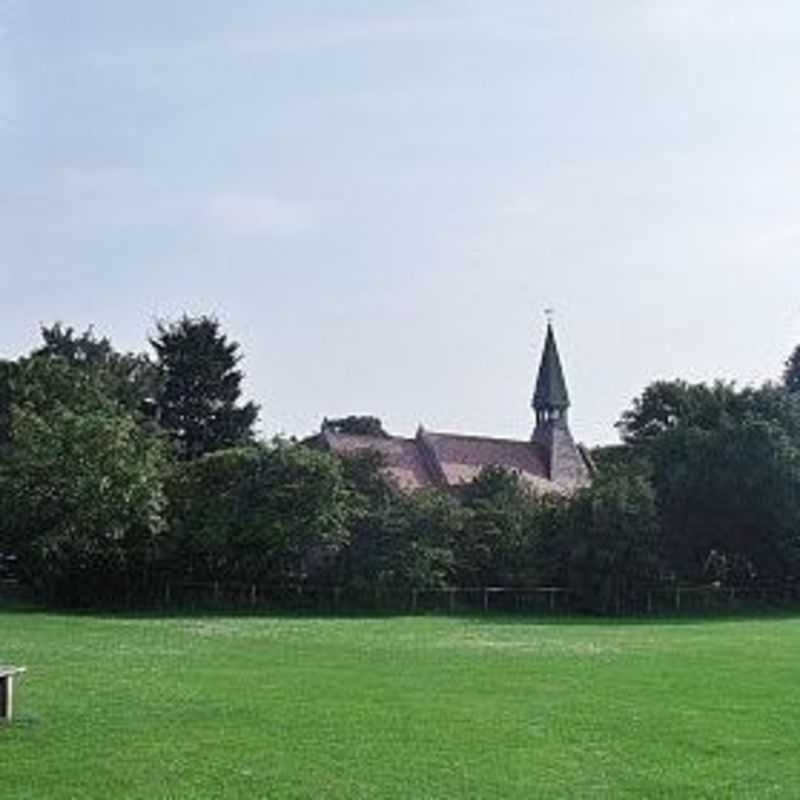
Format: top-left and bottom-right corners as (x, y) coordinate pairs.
(2, 610), (799, 799)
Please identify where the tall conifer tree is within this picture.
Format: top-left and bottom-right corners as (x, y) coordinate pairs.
(784, 345), (800, 395)
(151, 316), (259, 458)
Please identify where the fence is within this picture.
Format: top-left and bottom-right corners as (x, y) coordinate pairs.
(148, 580), (800, 616)
(154, 582), (578, 614)
(4, 571), (800, 615)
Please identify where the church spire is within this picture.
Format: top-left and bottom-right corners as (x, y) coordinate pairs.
(532, 322), (570, 426)
(530, 320), (589, 486)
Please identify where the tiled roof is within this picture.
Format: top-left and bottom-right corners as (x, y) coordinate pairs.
(320, 431), (435, 490)
(317, 428), (564, 493)
(420, 430), (553, 490)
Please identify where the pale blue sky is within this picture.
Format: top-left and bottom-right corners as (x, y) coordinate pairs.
(3, 2), (800, 445)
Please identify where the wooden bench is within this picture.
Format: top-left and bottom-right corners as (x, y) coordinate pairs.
(0, 666), (26, 722)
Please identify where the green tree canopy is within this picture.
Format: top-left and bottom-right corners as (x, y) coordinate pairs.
(322, 416), (389, 437)
(457, 466), (543, 586)
(335, 451), (460, 590)
(165, 442), (349, 583)
(33, 323), (158, 415)
(0, 402), (167, 605)
(560, 470), (662, 613)
(784, 345), (800, 394)
(616, 380), (747, 445)
(649, 410), (800, 581)
(618, 380), (800, 582)
(1, 323), (157, 444)
(151, 316), (259, 459)
(1, 353), (122, 448)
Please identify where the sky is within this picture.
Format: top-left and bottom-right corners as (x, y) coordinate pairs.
(2, 1), (800, 446)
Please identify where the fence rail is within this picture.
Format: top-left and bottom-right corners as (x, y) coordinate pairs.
(4, 574), (800, 615)
(142, 580), (800, 616)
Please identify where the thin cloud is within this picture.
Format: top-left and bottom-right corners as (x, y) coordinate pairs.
(0, 167), (194, 232)
(232, 5), (800, 57)
(206, 191), (312, 237)
(616, 1), (800, 41)
(230, 13), (568, 56)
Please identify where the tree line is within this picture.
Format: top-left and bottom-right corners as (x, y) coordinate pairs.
(1, 318), (800, 612)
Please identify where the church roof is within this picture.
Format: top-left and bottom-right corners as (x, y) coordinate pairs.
(317, 430), (435, 490)
(419, 430), (551, 489)
(532, 324), (570, 411)
(315, 428), (561, 493)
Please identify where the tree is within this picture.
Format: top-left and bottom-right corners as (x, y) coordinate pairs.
(151, 316), (259, 459)
(559, 471), (662, 613)
(0, 402), (167, 605)
(784, 345), (800, 394)
(0, 359), (17, 447)
(590, 444), (651, 478)
(32, 322), (158, 416)
(618, 380), (800, 582)
(616, 379), (743, 445)
(388, 490), (459, 588)
(1, 354), (124, 448)
(164, 442), (349, 584)
(339, 488), (459, 591)
(457, 466), (542, 586)
(322, 416), (389, 437)
(0, 340), (169, 605)
(1, 323), (157, 444)
(649, 410), (800, 581)
(335, 452), (460, 591)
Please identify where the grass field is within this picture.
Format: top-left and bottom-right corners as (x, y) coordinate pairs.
(2, 610), (800, 799)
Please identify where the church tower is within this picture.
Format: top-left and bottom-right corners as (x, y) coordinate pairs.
(531, 323), (591, 487)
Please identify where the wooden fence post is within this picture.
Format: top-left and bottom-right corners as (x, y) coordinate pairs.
(483, 589), (489, 613)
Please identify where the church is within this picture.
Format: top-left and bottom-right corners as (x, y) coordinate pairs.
(312, 324), (593, 493)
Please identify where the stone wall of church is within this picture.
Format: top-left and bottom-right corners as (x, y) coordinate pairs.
(534, 420), (591, 489)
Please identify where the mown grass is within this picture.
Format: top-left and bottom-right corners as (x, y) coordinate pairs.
(2, 609), (799, 798)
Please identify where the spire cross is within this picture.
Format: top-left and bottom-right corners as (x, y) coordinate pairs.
(544, 307), (555, 325)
